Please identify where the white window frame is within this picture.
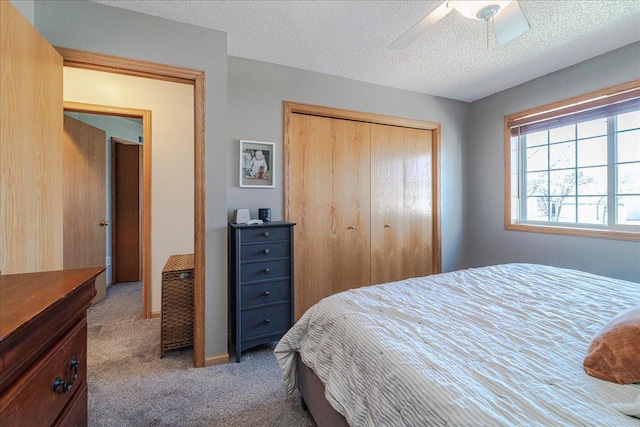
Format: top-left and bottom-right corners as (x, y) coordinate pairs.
(504, 80), (640, 241)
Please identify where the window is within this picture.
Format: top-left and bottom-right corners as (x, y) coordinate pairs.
(505, 81), (640, 240)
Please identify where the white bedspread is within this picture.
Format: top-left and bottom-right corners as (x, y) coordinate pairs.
(275, 263), (640, 426)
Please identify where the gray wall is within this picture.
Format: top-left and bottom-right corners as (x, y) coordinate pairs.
(35, 0), (230, 358)
(466, 42), (640, 283)
(228, 56), (470, 272)
(10, 0), (34, 24)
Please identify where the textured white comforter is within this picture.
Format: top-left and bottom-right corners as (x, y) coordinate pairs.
(275, 263), (640, 426)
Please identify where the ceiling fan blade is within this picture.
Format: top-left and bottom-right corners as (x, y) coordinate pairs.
(491, 0), (530, 45)
(388, 1), (453, 50)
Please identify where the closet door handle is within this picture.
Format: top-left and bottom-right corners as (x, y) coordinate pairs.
(348, 225), (356, 230)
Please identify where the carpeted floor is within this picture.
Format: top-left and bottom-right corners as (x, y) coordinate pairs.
(87, 282), (315, 427)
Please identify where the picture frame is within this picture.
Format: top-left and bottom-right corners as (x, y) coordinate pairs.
(239, 140), (275, 188)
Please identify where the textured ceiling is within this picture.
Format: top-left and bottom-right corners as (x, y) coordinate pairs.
(92, 1), (640, 102)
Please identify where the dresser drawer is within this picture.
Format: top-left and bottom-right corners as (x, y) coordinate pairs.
(55, 379), (87, 427)
(240, 241), (290, 262)
(241, 226), (290, 243)
(241, 280), (291, 309)
(0, 320), (87, 427)
(240, 259), (290, 283)
(241, 304), (291, 340)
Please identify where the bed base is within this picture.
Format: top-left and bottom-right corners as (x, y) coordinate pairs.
(297, 357), (349, 427)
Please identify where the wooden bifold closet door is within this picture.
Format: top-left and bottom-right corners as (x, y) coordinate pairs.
(370, 124), (433, 285)
(288, 113), (371, 319)
(286, 104), (440, 319)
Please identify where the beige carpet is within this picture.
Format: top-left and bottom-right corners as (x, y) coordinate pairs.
(87, 282), (315, 426)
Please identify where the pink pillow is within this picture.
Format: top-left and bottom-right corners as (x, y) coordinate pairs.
(584, 305), (640, 384)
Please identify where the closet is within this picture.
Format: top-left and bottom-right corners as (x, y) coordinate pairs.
(285, 103), (441, 319)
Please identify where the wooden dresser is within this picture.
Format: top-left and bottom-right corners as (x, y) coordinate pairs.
(0, 267), (103, 426)
(228, 221), (295, 362)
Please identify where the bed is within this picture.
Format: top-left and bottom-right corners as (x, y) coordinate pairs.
(275, 263), (640, 426)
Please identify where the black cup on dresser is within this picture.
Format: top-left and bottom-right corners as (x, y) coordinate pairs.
(258, 208), (271, 222)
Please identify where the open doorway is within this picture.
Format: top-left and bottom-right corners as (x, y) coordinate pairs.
(112, 135), (143, 285)
(63, 108), (146, 300)
(57, 48), (208, 368)
(64, 102), (152, 312)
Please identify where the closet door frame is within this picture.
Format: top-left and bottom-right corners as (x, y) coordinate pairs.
(284, 101), (442, 277)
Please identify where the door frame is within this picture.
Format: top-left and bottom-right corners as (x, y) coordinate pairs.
(65, 102), (150, 305)
(58, 47), (206, 368)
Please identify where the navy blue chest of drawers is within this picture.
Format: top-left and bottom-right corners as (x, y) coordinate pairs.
(228, 221), (296, 362)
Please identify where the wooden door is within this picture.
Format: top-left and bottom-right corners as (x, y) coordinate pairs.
(63, 116), (107, 302)
(402, 127), (434, 279)
(371, 124), (405, 284)
(0, 1), (64, 274)
(113, 139), (141, 283)
(288, 113), (371, 319)
(371, 124), (434, 284)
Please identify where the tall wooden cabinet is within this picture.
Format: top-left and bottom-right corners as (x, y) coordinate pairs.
(285, 103), (441, 319)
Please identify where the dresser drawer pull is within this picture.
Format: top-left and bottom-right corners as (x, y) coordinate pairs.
(264, 249), (270, 254)
(264, 268), (270, 274)
(53, 356), (79, 394)
(264, 291), (270, 296)
(264, 319), (270, 324)
(263, 232), (270, 237)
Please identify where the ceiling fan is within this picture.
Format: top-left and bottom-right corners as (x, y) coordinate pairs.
(389, 0), (530, 49)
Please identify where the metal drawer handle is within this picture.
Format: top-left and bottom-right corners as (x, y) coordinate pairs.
(348, 225), (356, 230)
(263, 232), (270, 237)
(264, 268), (270, 274)
(264, 319), (270, 324)
(53, 356), (79, 394)
(264, 249), (270, 254)
(385, 224), (392, 228)
(264, 291), (270, 296)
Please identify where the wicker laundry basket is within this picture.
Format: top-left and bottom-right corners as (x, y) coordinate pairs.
(161, 254), (194, 357)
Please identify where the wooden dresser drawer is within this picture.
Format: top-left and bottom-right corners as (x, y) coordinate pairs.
(240, 226), (290, 243)
(0, 320), (87, 427)
(240, 280), (291, 309)
(55, 379), (88, 427)
(241, 303), (291, 340)
(240, 259), (290, 283)
(240, 241), (290, 262)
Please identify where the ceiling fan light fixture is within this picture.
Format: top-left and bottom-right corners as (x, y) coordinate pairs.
(452, 1), (512, 20)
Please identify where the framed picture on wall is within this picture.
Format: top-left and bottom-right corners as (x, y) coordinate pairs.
(239, 140), (275, 188)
